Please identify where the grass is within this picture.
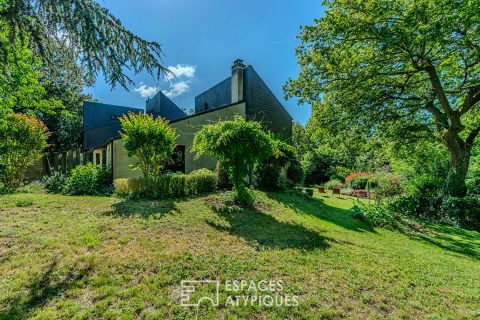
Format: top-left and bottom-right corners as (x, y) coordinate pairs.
(0, 190), (479, 319)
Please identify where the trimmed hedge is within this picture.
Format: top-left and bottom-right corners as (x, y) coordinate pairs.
(115, 170), (217, 199)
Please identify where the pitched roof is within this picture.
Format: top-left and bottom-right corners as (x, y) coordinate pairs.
(82, 102), (142, 151)
(146, 91), (186, 121)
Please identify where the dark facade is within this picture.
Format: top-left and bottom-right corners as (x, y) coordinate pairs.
(194, 77), (232, 113)
(244, 66), (292, 139)
(83, 59), (292, 152)
(191, 60), (292, 138)
(83, 102), (142, 151)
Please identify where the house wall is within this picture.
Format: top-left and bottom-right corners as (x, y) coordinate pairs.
(111, 102), (246, 179)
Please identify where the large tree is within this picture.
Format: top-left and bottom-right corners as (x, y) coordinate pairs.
(1, 0), (167, 88)
(285, 0), (480, 197)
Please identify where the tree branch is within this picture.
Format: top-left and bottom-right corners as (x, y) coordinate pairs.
(459, 85), (480, 115)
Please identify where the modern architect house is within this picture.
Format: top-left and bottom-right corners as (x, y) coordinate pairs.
(83, 59), (293, 179)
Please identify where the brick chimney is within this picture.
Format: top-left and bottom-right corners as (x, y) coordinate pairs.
(231, 59), (246, 103)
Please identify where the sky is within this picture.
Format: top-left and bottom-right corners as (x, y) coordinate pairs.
(84, 0), (324, 125)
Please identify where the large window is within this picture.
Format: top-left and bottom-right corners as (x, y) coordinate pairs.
(163, 145), (185, 173)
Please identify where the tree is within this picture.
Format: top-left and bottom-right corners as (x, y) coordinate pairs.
(192, 116), (274, 205)
(285, 0), (480, 197)
(1, 0), (167, 88)
(39, 38), (94, 151)
(0, 113), (49, 188)
(255, 139), (296, 190)
(0, 20), (63, 116)
(119, 112), (176, 177)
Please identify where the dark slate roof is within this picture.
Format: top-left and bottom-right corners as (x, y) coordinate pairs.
(194, 77), (232, 113)
(83, 101), (142, 151)
(146, 91), (186, 121)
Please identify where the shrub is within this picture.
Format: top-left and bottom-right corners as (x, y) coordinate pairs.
(303, 188), (313, 197)
(348, 176), (369, 189)
(42, 172), (66, 194)
(192, 116), (274, 206)
(466, 176), (480, 195)
(254, 164), (282, 191)
(186, 169), (218, 195)
(370, 172), (403, 200)
(302, 146), (343, 185)
(119, 112), (176, 177)
(17, 181), (45, 194)
(440, 196), (480, 230)
(0, 113), (49, 188)
(287, 160), (305, 186)
(352, 204), (399, 229)
(324, 179), (343, 190)
(406, 175), (443, 197)
(115, 170), (217, 199)
(64, 164), (112, 195)
(254, 141), (296, 191)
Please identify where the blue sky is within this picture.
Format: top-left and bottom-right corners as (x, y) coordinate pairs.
(84, 0), (324, 124)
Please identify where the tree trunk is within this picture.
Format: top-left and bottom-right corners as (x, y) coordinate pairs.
(443, 134), (470, 197)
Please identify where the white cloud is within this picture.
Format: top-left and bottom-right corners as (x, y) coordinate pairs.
(164, 64), (196, 81)
(162, 80), (190, 98)
(134, 82), (158, 98)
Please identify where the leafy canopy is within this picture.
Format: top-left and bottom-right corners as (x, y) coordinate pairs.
(119, 112), (176, 177)
(0, 113), (49, 188)
(192, 116), (274, 205)
(0, 20), (63, 116)
(1, 0), (167, 88)
(285, 0), (480, 196)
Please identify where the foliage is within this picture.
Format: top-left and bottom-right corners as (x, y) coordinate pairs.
(286, 160), (305, 186)
(64, 163), (112, 195)
(114, 171), (217, 199)
(285, 0), (480, 197)
(192, 116), (274, 205)
(0, 21), (63, 117)
(42, 172), (66, 194)
(16, 180), (45, 194)
(0, 113), (49, 188)
(369, 172), (404, 202)
(216, 162), (232, 190)
(405, 175), (444, 197)
(324, 179), (343, 190)
(2, 0), (167, 89)
(302, 145), (344, 185)
(348, 177), (369, 190)
(120, 112), (177, 177)
(352, 204), (399, 229)
(254, 139), (296, 191)
(185, 169), (218, 195)
(292, 122), (311, 156)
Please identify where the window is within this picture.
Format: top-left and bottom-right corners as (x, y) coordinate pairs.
(102, 149), (107, 167)
(95, 153), (101, 165)
(204, 101), (209, 111)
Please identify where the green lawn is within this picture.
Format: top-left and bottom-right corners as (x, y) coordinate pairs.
(0, 190), (479, 319)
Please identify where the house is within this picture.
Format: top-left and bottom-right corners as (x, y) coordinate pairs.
(83, 59), (293, 179)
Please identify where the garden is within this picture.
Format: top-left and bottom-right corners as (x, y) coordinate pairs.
(1, 0), (480, 318)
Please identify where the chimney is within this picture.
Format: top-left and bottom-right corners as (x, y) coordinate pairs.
(231, 59), (246, 103)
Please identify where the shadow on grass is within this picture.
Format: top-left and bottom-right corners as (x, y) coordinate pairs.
(0, 259), (92, 320)
(406, 222), (480, 260)
(206, 204), (331, 251)
(267, 191), (376, 233)
(108, 199), (180, 218)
